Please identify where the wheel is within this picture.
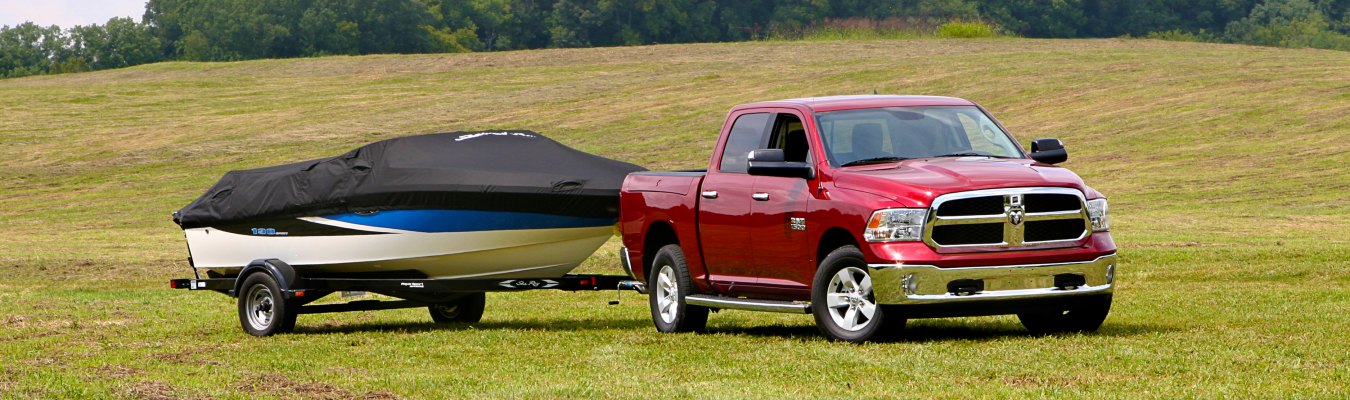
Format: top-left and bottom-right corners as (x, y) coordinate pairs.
(1017, 294), (1112, 334)
(428, 292), (486, 324)
(648, 244), (708, 333)
(237, 273), (297, 337)
(811, 245), (902, 343)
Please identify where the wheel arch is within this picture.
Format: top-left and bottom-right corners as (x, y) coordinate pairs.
(643, 221), (679, 280)
(817, 227), (860, 268)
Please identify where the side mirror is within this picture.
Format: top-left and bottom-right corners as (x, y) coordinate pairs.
(1029, 138), (1068, 164)
(747, 149), (814, 179)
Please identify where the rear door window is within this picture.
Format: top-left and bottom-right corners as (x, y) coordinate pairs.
(718, 113), (771, 173)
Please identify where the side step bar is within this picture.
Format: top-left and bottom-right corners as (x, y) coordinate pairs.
(685, 295), (810, 314)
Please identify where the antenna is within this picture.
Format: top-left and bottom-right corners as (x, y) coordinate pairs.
(872, 88), (878, 95)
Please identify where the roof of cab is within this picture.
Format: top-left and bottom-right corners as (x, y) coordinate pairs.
(732, 95), (975, 113)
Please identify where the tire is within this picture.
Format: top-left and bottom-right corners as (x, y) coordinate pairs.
(811, 245), (902, 343)
(1017, 294), (1112, 334)
(648, 244), (708, 333)
(428, 292), (486, 324)
(238, 273), (297, 337)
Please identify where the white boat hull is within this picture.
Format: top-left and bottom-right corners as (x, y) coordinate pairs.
(184, 225), (613, 279)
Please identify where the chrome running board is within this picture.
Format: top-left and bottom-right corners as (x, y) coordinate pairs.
(685, 295), (810, 314)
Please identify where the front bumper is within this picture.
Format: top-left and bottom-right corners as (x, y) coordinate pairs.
(870, 254), (1116, 305)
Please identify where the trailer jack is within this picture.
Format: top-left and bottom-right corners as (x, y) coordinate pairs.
(608, 280), (647, 305)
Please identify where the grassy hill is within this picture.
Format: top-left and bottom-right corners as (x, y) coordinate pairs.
(1, 39), (1346, 398)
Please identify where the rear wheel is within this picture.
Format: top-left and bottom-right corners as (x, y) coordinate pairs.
(429, 293), (486, 324)
(811, 246), (902, 343)
(1017, 295), (1112, 334)
(238, 273), (297, 337)
(649, 244), (708, 333)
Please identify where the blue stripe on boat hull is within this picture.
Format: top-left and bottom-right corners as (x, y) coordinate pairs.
(322, 209), (615, 233)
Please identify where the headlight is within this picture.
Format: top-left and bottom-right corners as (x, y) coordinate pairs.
(1086, 198), (1109, 232)
(864, 208), (928, 242)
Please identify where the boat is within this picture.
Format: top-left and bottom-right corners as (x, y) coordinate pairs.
(173, 130), (644, 279)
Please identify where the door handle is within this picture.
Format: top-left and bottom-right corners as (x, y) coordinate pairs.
(701, 191), (719, 199)
(752, 193), (770, 201)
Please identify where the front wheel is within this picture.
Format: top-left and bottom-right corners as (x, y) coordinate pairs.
(429, 293), (486, 324)
(1017, 295), (1112, 334)
(648, 244), (708, 333)
(238, 273), (297, 337)
(811, 246), (903, 343)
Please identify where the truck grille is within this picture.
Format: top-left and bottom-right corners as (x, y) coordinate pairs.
(926, 188), (1089, 252)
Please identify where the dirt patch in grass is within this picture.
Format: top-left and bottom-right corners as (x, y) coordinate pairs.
(0, 330), (59, 343)
(94, 365), (143, 379)
(1001, 374), (1080, 388)
(20, 356), (66, 368)
(0, 314), (127, 332)
(235, 373), (397, 399)
(0, 369), (14, 392)
(126, 380), (178, 400)
(153, 348), (224, 366)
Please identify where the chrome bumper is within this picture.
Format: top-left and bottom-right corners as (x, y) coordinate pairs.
(870, 254), (1116, 305)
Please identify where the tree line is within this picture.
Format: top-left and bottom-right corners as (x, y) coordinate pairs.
(2, 0), (1347, 79)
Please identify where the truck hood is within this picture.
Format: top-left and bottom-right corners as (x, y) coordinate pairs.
(832, 157), (1095, 207)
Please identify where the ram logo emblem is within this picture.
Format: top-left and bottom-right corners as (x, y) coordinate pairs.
(1008, 194), (1025, 225)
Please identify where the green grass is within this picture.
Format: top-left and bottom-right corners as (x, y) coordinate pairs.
(1, 38), (1347, 398)
(936, 21), (1001, 38)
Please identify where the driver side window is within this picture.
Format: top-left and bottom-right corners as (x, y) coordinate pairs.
(767, 113), (810, 163)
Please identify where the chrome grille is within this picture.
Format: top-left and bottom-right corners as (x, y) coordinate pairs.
(925, 187), (1090, 252)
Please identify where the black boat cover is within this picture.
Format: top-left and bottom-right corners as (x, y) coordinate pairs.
(174, 130), (645, 229)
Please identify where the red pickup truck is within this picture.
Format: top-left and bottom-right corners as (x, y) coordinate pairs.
(617, 95), (1116, 342)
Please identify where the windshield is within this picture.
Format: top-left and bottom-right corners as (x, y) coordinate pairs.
(815, 106), (1024, 167)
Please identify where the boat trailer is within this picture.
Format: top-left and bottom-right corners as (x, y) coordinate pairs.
(171, 259), (646, 336)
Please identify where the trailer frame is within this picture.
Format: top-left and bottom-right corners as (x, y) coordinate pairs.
(171, 258), (646, 336)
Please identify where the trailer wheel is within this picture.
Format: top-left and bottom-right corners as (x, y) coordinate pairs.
(238, 273), (297, 337)
(429, 293), (485, 324)
(1017, 294), (1112, 335)
(649, 244), (708, 333)
(811, 245), (900, 343)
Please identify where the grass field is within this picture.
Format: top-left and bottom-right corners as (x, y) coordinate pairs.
(1, 38), (1347, 398)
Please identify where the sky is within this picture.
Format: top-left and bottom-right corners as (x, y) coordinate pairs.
(0, 0), (147, 29)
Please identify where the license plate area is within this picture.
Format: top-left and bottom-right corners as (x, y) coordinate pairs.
(982, 275), (1054, 292)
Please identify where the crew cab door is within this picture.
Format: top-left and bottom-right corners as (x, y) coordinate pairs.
(749, 111), (816, 294)
(697, 112), (771, 289)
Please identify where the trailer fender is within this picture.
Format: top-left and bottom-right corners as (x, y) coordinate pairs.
(232, 259), (299, 298)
